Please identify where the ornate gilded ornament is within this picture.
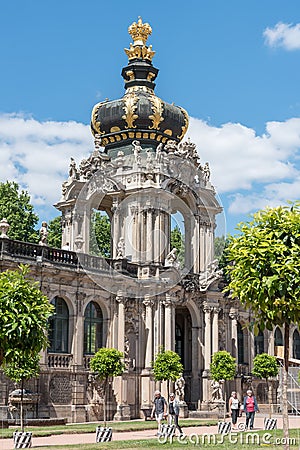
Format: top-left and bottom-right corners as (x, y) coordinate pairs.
(149, 95), (164, 130)
(122, 92), (139, 129)
(91, 101), (107, 136)
(128, 17), (152, 46)
(124, 43), (155, 62)
(177, 107), (189, 141)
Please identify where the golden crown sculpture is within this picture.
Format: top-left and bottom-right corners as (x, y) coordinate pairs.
(125, 17), (155, 62)
(128, 17), (152, 46)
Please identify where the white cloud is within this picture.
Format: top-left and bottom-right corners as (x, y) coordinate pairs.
(187, 116), (300, 214)
(263, 22), (300, 50)
(1, 112), (300, 223)
(0, 113), (93, 209)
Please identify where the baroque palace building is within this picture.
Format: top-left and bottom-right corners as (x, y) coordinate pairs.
(0, 18), (299, 422)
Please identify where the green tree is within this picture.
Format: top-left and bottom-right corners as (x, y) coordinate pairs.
(224, 203), (300, 449)
(170, 225), (184, 267)
(210, 350), (236, 420)
(214, 235), (226, 260)
(252, 353), (279, 418)
(89, 211), (111, 257)
(90, 348), (124, 426)
(152, 348), (184, 398)
(3, 354), (40, 431)
(47, 216), (62, 248)
(0, 181), (39, 242)
(0, 264), (54, 367)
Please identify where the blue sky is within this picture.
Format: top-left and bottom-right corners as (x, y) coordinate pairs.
(1, 0), (300, 236)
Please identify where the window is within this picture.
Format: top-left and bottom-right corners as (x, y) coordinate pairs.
(237, 322), (244, 364)
(293, 330), (300, 360)
(175, 323), (183, 363)
(84, 302), (103, 354)
(254, 331), (264, 355)
(48, 297), (69, 353)
(274, 327), (283, 346)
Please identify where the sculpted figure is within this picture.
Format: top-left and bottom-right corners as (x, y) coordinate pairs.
(39, 221), (48, 245)
(203, 162), (211, 182)
(211, 380), (223, 402)
(175, 376), (185, 401)
(116, 237), (125, 258)
(165, 248), (178, 267)
(132, 140), (142, 165)
(69, 157), (78, 180)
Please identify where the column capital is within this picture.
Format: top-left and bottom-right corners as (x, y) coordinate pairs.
(115, 292), (127, 304)
(229, 309), (239, 321)
(203, 302), (212, 314)
(143, 298), (154, 308)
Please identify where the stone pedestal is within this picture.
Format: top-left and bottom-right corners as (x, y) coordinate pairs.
(114, 404), (131, 421)
(179, 401), (189, 418)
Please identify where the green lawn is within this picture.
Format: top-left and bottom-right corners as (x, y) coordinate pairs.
(25, 429), (300, 450)
(0, 418), (216, 439)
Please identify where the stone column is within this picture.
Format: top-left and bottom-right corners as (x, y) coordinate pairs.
(202, 303), (212, 404)
(146, 208), (153, 262)
(229, 309), (238, 360)
(163, 294), (175, 351)
(199, 223), (205, 272)
(212, 306), (220, 354)
(192, 214), (200, 273)
(111, 197), (120, 258)
(141, 296), (155, 412)
(114, 293), (130, 421)
(143, 296), (154, 369)
(203, 303), (212, 370)
(153, 210), (160, 263)
(130, 206), (138, 262)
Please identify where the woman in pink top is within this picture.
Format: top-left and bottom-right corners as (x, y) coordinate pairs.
(243, 389), (259, 430)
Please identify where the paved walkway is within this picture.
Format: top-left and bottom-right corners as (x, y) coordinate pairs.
(0, 415), (299, 449)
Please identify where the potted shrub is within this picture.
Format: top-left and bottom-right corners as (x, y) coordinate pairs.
(0, 265), (54, 448)
(152, 348), (184, 436)
(90, 347), (124, 442)
(4, 354), (40, 448)
(252, 353), (279, 429)
(210, 350), (236, 434)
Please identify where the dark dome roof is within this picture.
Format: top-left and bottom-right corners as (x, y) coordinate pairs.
(91, 18), (189, 151)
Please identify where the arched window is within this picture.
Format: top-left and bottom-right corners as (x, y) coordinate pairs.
(254, 331), (264, 355)
(84, 302), (103, 355)
(293, 330), (300, 360)
(48, 297), (69, 353)
(175, 323), (183, 363)
(237, 322), (244, 364)
(274, 327), (283, 346)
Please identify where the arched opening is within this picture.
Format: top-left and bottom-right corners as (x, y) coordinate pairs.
(254, 331), (264, 355)
(48, 297), (69, 353)
(175, 323), (183, 364)
(293, 329), (300, 360)
(274, 327), (283, 357)
(89, 209), (111, 257)
(237, 322), (244, 364)
(84, 302), (103, 355)
(170, 212), (185, 269)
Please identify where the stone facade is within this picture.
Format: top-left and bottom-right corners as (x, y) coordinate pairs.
(0, 18), (299, 422)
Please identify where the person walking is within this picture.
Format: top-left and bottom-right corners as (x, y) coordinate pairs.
(228, 391), (240, 429)
(168, 393), (183, 436)
(150, 390), (167, 436)
(243, 389), (259, 430)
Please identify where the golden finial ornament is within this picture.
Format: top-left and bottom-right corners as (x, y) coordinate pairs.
(128, 17), (152, 46)
(125, 17), (155, 62)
